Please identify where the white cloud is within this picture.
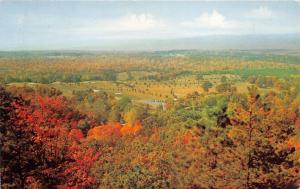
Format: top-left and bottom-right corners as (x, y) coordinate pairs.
(181, 10), (237, 29)
(68, 13), (167, 40)
(251, 6), (273, 19)
(295, 0), (300, 4)
(103, 13), (164, 32)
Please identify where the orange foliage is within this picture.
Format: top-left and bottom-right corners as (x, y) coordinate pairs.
(87, 121), (142, 141)
(87, 123), (122, 141)
(174, 131), (194, 145)
(288, 137), (300, 150)
(182, 132), (193, 144)
(120, 121), (142, 136)
(296, 118), (300, 128)
(287, 118), (300, 151)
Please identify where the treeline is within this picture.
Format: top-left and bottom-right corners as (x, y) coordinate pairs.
(1, 84), (300, 188)
(3, 70), (117, 84)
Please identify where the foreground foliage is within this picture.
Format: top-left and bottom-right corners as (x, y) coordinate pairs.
(1, 80), (300, 188)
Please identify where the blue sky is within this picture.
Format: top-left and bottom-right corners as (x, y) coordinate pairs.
(1, 1), (300, 50)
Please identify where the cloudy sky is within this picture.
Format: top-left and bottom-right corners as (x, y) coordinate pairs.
(1, 1), (300, 50)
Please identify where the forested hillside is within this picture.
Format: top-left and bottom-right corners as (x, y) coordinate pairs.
(1, 50), (300, 188)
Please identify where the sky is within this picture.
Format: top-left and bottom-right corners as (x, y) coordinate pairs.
(1, 0), (300, 50)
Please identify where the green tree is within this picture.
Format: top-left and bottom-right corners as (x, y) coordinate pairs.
(216, 83), (234, 93)
(108, 107), (121, 122)
(202, 80), (213, 92)
(220, 75), (228, 83)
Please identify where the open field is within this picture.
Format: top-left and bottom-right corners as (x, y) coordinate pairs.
(2, 50), (300, 103)
(8, 78), (272, 102)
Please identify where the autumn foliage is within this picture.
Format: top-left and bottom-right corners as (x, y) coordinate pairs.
(87, 121), (142, 141)
(87, 123), (122, 141)
(0, 87), (98, 188)
(1, 84), (300, 188)
(120, 121), (142, 136)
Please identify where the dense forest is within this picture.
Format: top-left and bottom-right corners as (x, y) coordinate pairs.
(1, 50), (300, 188)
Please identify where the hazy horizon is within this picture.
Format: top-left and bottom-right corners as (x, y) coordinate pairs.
(1, 1), (300, 50)
(1, 33), (300, 52)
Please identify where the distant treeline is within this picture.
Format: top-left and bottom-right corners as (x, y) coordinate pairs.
(3, 70), (117, 84)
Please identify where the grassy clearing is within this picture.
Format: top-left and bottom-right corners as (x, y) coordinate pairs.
(8, 77), (270, 103)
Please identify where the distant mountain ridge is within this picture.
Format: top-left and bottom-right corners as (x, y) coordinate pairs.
(86, 34), (300, 51)
(1, 34), (300, 52)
